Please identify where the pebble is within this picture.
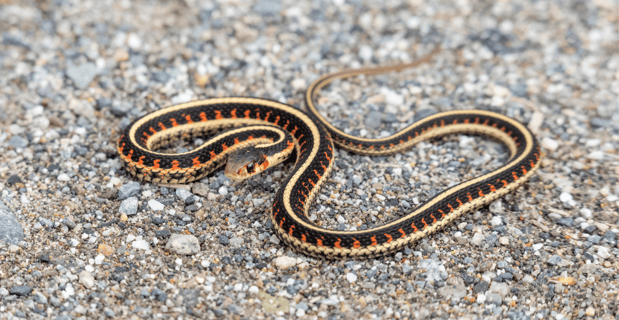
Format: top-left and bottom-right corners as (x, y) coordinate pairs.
(97, 244), (114, 256)
(0, 201), (24, 244)
(253, 0), (282, 15)
(346, 273), (357, 283)
(470, 233), (484, 246)
(9, 286), (32, 296)
(192, 183), (209, 196)
(274, 256), (299, 269)
(57, 173), (70, 181)
(66, 63), (98, 89)
(8, 136), (28, 148)
(79, 270), (95, 288)
(165, 234), (200, 255)
(118, 182), (141, 200)
(176, 188), (193, 201)
(547, 254), (562, 265)
(218, 186), (228, 196)
(490, 216), (503, 226)
(131, 239), (150, 251)
(148, 199), (164, 211)
(541, 137), (559, 151)
(119, 197), (138, 216)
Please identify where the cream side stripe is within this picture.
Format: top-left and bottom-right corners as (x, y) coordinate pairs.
(280, 123), (533, 235)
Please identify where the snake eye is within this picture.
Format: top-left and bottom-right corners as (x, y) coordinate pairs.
(246, 161), (255, 173)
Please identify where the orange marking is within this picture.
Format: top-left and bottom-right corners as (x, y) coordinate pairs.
(398, 228), (406, 238)
(415, 131), (419, 137)
(324, 152), (331, 162)
(488, 184), (496, 192)
(142, 132), (151, 138)
(119, 143), (125, 154)
(421, 218), (428, 228)
(467, 192), (473, 201)
(456, 198), (463, 206)
(127, 149), (134, 161)
(215, 111), (223, 120)
(390, 143), (395, 148)
(464, 119), (470, 124)
(353, 238), (360, 248)
(384, 234), (393, 243)
(500, 126), (506, 131)
(440, 119), (445, 127)
(288, 225), (295, 236)
(200, 112), (208, 121)
(291, 126), (298, 136)
(498, 179), (508, 187)
(478, 188), (485, 197)
(313, 170), (322, 179)
(521, 166), (528, 174)
(308, 179), (315, 187)
(170, 118), (178, 126)
(171, 160), (180, 170)
(320, 161), (327, 171)
(380, 145), (385, 150)
(438, 209), (445, 218)
(334, 239), (342, 248)
(264, 111), (271, 122)
(453, 119), (458, 124)
(234, 138), (240, 145)
(297, 134), (304, 141)
(221, 143), (229, 151)
(244, 110), (251, 118)
(512, 172), (518, 180)
(408, 136), (412, 141)
(316, 237), (324, 246)
(371, 236), (377, 246)
(399, 140), (404, 144)
(301, 234), (307, 242)
(448, 204), (454, 212)
(247, 135), (254, 140)
(273, 116), (280, 125)
(137, 156), (145, 165)
(534, 153), (539, 161)
(411, 223), (418, 232)
(152, 159), (160, 169)
(283, 120), (289, 130)
(483, 119), (489, 125)
(210, 150), (217, 158)
(507, 131), (512, 136)
(474, 117), (480, 124)
(430, 214), (437, 223)
(192, 157), (201, 167)
(255, 109), (261, 119)
(184, 114), (193, 124)
(149, 127), (157, 134)
(369, 145), (375, 149)
(530, 160), (535, 168)
(230, 109), (237, 119)
(158, 122), (167, 130)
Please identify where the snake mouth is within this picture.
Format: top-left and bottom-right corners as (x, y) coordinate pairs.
(224, 147), (263, 180)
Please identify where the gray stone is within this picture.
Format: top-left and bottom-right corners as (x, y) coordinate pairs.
(9, 285), (32, 296)
(165, 234), (200, 255)
(104, 308), (115, 318)
(588, 234), (602, 244)
(151, 288), (167, 302)
(110, 102), (133, 117)
(590, 117), (610, 128)
(119, 197), (138, 216)
(547, 254), (562, 265)
(8, 136), (28, 149)
(63, 218), (76, 229)
(118, 182), (141, 200)
(603, 231), (616, 241)
(253, 0), (282, 15)
(176, 188), (193, 201)
(66, 63), (98, 89)
(557, 217), (574, 227)
(218, 235), (229, 245)
(34, 292), (47, 304)
(419, 259), (447, 282)
(473, 281), (489, 293)
(0, 201), (25, 244)
(364, 111), (383, 129)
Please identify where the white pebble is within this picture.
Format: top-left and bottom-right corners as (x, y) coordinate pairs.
(580, 208), (592, 218)
(470, 233), (484, 246)
(79, 270), (95, 289)
(490, 216), (503, 226)
(559, 192), (573, 202)
(175, 258), (183, 266)
(218, 186), (228, 196)
(131, 239), (150, 250)
(274, 256), (298, 269)
(94, 254), (105, 265)
(148, 199), (164, 211)
(165, 234), (200, 255)
(57, 173), (70, 181)
(346, 273), (357, 283)
(541, 137), (559, 152)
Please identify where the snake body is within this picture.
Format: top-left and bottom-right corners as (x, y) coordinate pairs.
(118, 49), (541, 259)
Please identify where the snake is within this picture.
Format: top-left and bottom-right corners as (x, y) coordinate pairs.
(117, 47), (541, 259)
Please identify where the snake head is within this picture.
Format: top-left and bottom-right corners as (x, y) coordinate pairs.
(225, 147), (270, 180)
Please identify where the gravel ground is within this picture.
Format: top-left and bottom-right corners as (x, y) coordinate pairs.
(1, 0), (618, 319)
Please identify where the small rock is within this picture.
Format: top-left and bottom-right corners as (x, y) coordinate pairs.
(176, 188), (193, 201)
(218, 235), (229, 245)
(499, 236), (509, 246)
(165, 234), (200, 255)
(8, 136), (28, 149)
(63, 218), (76, 229)
(473, 281), (489, 293)
(57, 173), (70, 181)
(6, 175), (22, 185)
(547, 254), (562, 265)
(218, 186), (228, 196)
(274, 256), (299, 269)
(488, 282), (510, 297)
(471, 233), (484, 246)
(148, 199), (164, 211)
(131, 239), (150, 250)
(34, 292), (47, 304)
(97, 244), (114, 256)
(489, 201), (503, 214)
(118, 182), (141, 200)
(192, 183), (209, 197)
(10, 286), (32, 296)
(364, 111), (383, 129)
(419, 259), (447, 282)
(119, 197), (138, 216)
(346, 273), (357, 283)
(541, 137), (559, 152)
(490, 216), (503, 226)
(253, 0), (282, 15)
(79, 270), (95, 288)
(66, 63), (98, 89)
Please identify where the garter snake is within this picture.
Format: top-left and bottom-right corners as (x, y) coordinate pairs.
(117, 47), (541, 259)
